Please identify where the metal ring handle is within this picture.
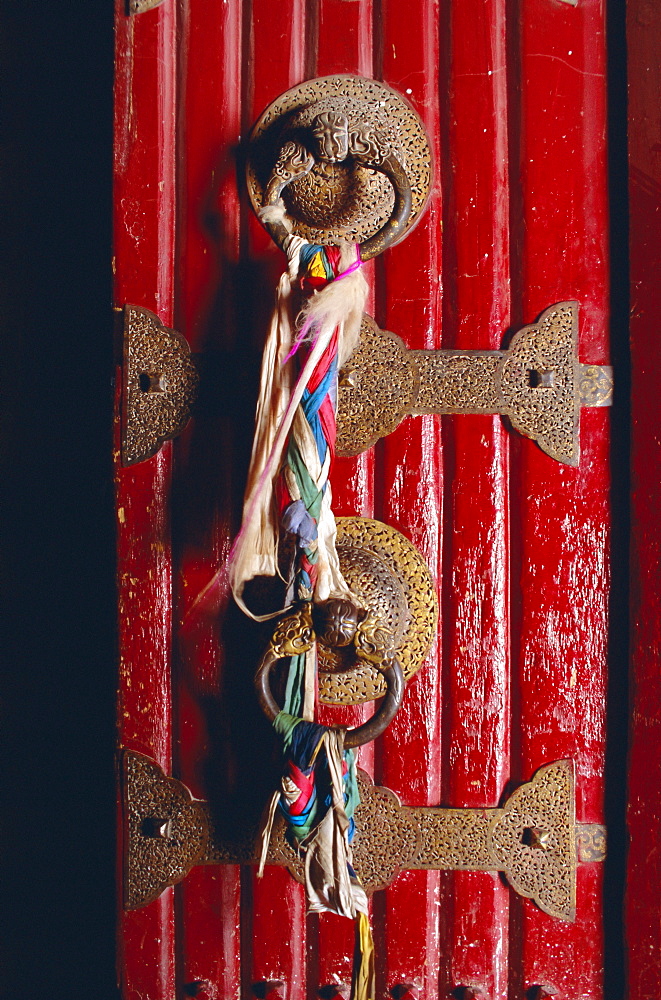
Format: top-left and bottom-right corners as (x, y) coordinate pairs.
(255, 647), (404, 748)
(262, 132), (413, 260)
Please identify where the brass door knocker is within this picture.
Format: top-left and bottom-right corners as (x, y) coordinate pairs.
(260, 112), (412, 259)
(246, 74), (432, 258)
(255, 599), (405, 748)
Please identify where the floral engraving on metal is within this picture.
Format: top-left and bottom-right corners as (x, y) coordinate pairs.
(246, 75), (431, 251)
(337, 319), (419, 454)
(318, 517), (438, 705)
(577, 364), (614, 408)
(122, 305), (199, 466)
(489, 760), (576, 921)
(337, 304), (613, 467)
(343, 772), (422, 892)
(125, 754), (600, 921)
(576, 823), (607, 863)
(123, 751), (210, 910)
(270, 603), (315, 657)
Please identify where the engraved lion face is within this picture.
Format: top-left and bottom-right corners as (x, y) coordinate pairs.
(311, 111), (349, 163)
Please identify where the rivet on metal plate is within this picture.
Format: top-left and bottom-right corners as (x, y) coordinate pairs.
(527, 987), (559, 1000)
(183, 981), (211, 999)
(141, 816), (172, 840)
(453, 988), (485, 1000)
(390, 985), (418, 999)
(318, 985), (349, 999)
(253, 981), (286, 1000)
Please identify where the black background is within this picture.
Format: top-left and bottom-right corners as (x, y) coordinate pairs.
(2, 3), (116, 998)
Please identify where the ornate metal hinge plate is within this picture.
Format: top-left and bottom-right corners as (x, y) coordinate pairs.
(124, 751), (605, 921)
(121, 305), (199, 465)
(337, 302), (613, 466)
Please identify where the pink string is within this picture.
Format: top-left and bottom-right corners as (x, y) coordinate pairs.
(282, 315), (317, 365)
(228, 330), (323, 565)
(334, 257), (362, 280)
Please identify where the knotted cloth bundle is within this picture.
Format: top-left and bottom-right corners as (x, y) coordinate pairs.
(257, 713), (374, 1000)
(228, 226), (367, 625)
(229, 218), (375, 1000)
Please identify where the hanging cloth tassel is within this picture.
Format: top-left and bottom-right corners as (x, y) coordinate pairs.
(235, 213), (374, 999)
(257, 713), (375, 1000)
(352, 912), (376, 1000)
(228, 227), (367, 621)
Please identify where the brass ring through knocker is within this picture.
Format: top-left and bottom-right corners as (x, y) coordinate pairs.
(246, 75), (432, 259)
(255, 599), (405, 747)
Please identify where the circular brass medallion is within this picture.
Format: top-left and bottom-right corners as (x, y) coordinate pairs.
(246, 75), (432, 250)
(318, 517), (437, 705)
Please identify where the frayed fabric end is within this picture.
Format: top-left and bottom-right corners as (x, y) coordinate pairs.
(259, 202), (293, 231)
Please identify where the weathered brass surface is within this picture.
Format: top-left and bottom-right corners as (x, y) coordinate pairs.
(122, 305), (199, 466)
(337, 303), (613, 467)
(576, 823), (608, 863)
(246, 75), (431, 255)
(123, 751), (209, 910)
(124, 752), (605, 921)
(256, 597), (404, 747)
(270, 602), (315, 657)
(322, 517), (438, 705)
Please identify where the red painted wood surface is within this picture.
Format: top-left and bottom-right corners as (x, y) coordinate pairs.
(627, 0), (661, 996)
(436, 0), (512, 994)
(511, 2), (610, 997)
(113, 1), (177, 997)
(114, 0), (611, 997)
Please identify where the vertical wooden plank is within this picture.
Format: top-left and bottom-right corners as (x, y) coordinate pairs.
(244, 5), (311, 997)
(316, 0), (378, 535)
(375, 2), (444, 998)
(626, 0), (661, 995)
(114, 0), (177, 771)
(316, 0), (374, 78)
(173, 0), (245, 995)
(250, 867), (308, 998)
(439, 0), (511, 995)
(114, 0), (178, 996)
(512, 0), (610, 995)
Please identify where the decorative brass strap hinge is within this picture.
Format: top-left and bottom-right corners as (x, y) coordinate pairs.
(124, 751), (605, 921)
(121, 305), (199, 465)
(336, 302), (613, 466)
(120, 302), (610, 467)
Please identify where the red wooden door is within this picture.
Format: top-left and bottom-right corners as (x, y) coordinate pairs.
(114, 1), (611, 997)
(626, 0), (661, 995)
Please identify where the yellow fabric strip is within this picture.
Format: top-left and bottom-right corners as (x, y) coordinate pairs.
(351, 911), (375, 1000)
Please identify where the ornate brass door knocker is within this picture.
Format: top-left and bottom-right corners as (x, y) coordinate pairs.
(246, 74), (432, 258)
(255, 599), (404, 748)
